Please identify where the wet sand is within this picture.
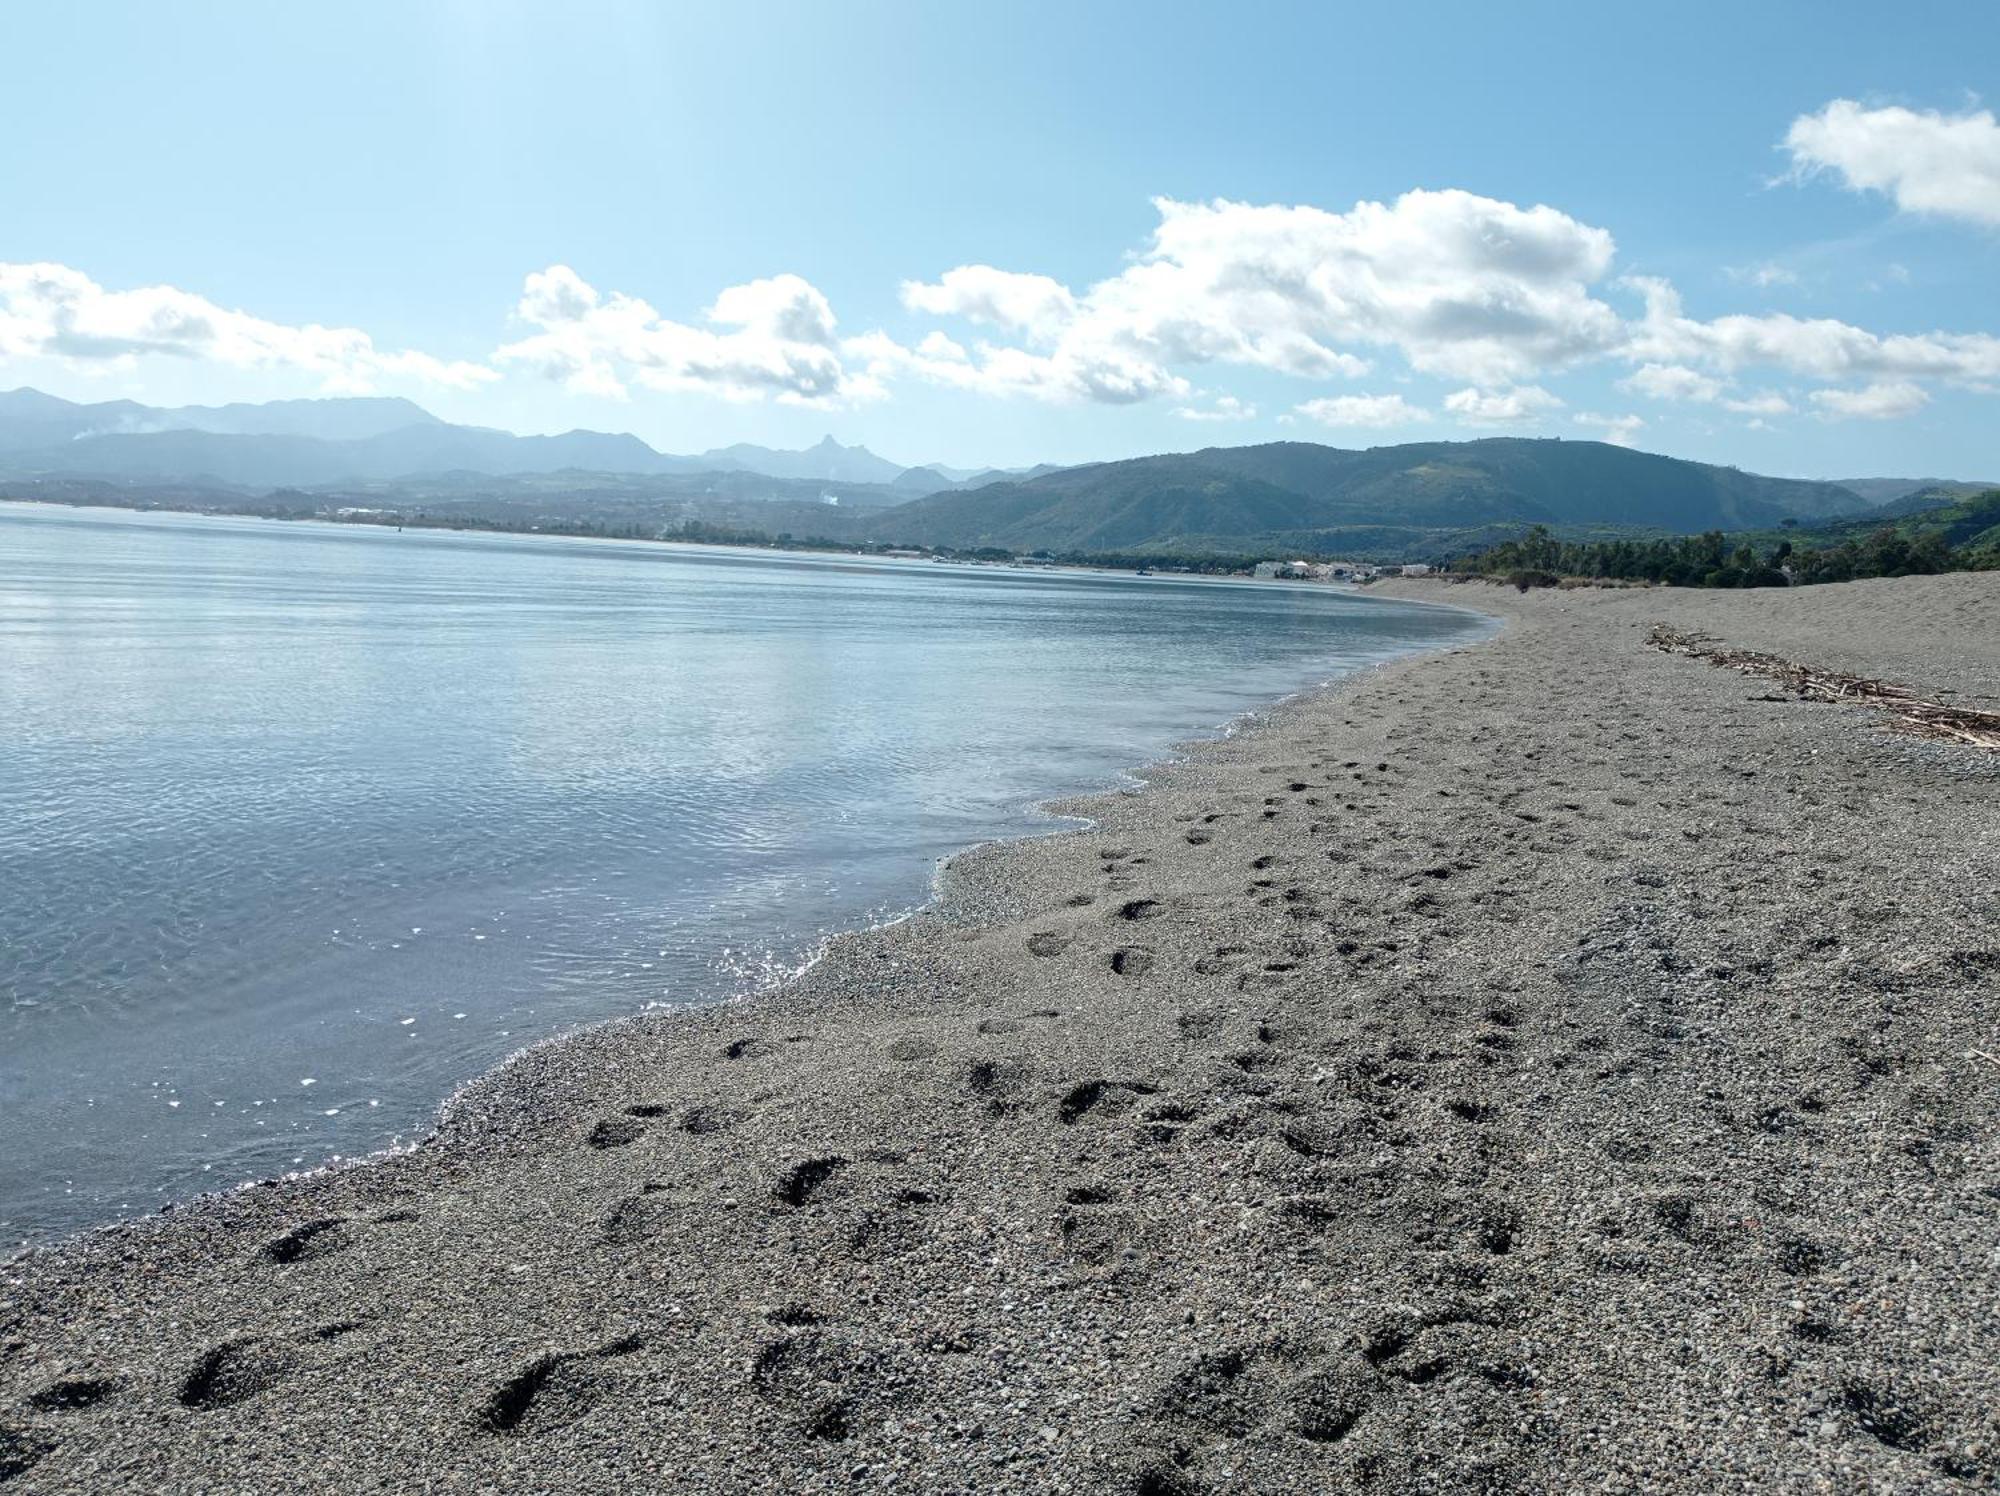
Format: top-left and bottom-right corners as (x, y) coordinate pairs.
(3, 573), (1997, 1493)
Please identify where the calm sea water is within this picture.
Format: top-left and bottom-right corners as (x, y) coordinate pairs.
(0, 502), (1483, 1245)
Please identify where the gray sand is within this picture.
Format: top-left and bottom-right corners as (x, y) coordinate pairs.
(4, 574), (1997, 1493)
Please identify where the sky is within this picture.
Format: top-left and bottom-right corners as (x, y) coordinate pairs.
(3, 0), (1997, 478)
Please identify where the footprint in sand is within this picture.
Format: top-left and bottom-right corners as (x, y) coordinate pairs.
(476, 1336), (645, 1437)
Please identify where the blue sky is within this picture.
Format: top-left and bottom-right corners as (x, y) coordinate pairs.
(4, 0), (1997, 477)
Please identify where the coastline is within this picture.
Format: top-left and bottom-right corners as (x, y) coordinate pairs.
(2, 496), (1470, 1250)
(0, 494), (1311, 589)
(4, 573), (1996, 1492)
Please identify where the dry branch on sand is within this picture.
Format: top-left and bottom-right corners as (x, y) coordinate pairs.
(1649, 624), (2000, 750)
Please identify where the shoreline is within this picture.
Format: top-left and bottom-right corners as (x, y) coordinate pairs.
(0, 494), (1331, 589)
(2, 497), (1479, 1253)
(3, 573), (1995, 1492)
(3, 582), (1495, 1259)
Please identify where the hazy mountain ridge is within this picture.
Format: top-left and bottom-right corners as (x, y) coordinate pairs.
(0, 388), (441, 446)
(1833, 476), (1998, 506)
(0, 388), (1959, 561)
(0, 389), (924, 490)
(692, 434), (905, 484)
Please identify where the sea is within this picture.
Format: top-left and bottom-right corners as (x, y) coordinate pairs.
(0, 500), (1486, 1245)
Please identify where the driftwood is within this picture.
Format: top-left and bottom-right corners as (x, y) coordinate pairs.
(1649, 625), (2000, 751)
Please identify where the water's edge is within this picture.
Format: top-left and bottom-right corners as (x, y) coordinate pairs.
(5, 583), (1502, 1264)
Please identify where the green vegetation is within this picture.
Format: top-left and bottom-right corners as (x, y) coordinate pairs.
(870, 437), (1868, 556)
(1449, 489), (2000, 589)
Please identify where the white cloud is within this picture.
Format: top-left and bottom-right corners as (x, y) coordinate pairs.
(891, 189), (1622, 404)
(0, 260), (494, 392)
(1722, 390), (1794, 417)
(494, 264), (871, 405)
(1621, 362), (1725, 403)
(1292, 393), (1429, 428)
(1443, 385), (1564, 425)
(1785, 99), (2000, 227)
(900, 266), (1077, 341)
(889, 188), (2000, 417)
(1624, 275), (2000, 385)
(1808, 381), (1930, 420)
(1573, 411), (1646, 446)
(18, 168), (1999, 430)
(1619, 360), (1793, 418)
(849, 325), (1190, 405)
(1175, 394), (1258, 422)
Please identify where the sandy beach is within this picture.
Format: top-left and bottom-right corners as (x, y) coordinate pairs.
(3, 573), (1996, 1494)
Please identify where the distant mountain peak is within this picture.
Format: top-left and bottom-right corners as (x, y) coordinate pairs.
(690, 435), (905, 484)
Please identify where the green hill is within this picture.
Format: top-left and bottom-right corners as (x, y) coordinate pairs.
(1451, 489), (2000, 589)
(869, 438), (1868, 556)
(1787, 488), (2000, 557)
(1832, 476), (1996, 506)
(862, 456), (1335, 552)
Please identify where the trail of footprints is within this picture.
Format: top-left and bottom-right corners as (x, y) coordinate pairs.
(6, 717), (1982, 1486)
(1123, 1305), (1538, 1491)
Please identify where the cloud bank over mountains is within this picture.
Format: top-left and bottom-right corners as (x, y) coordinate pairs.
(492, 265), (874, 406)
(4, 98), (1995, 435)
(0, 262), (495, 394)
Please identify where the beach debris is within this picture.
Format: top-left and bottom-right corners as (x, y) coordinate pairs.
(1648, 625), (2000, 749)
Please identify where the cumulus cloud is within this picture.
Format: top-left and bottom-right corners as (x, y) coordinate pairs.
(1722, 390), (1794, 417)
(1624, 276), (2000, 388)
(887, 189), (1622, 404)
(1573, 411), (1646, 446)
(1443, 385), (1564, 425)
(1809, 381), (1930, 420)
(18, 169), (1997, 430)
(1292, 393), (1429, 428)
(882, 188), (1998, 425)
(1619, 361), (1793, 419)
(494, 264), (872, 405)
(900, 266), (1077, 341)
(848, 323), (1189, 405)
(0, 260), (494, 392)
(876, 188), (2000, 424)
(1785, 99), (2000, 227)
(1621, 362), (1726, 403)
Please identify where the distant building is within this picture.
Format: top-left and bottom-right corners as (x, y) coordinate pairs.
(1399, 563), (1433, 576)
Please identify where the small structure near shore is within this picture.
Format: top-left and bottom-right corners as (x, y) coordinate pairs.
(1254, 559), (1378, 582)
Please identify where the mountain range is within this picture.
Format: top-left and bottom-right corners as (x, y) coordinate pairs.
(867, 440), (1871, 554)
(0, 387), (1949, 560)
(0, 389), (1031, 492)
